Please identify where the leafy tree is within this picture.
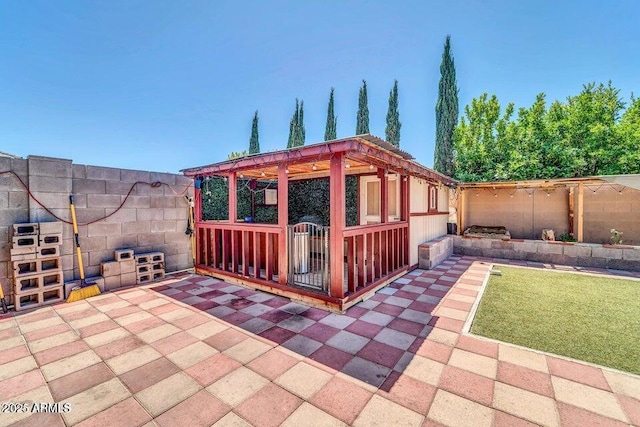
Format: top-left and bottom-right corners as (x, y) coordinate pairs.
(324, 88), (337, 141)
(453, 81), (639, 182)
(385, 80), (401, 147)
(287, 99), (305, 147)
(356, 80), (370, 135)
(228, 150), (248, 160)
(249, 111), (260, 154)
(434, 35), (459, 177)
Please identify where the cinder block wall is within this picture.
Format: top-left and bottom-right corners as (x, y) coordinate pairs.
(1, 155), (194, 304)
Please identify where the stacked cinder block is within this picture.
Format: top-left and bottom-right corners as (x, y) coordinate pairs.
(135, 252), (165, 284)
(100, 249), (136, 291)
(11, 222), (64, 311)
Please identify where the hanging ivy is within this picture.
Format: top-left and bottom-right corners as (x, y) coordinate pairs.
(201, 176), (357, 226)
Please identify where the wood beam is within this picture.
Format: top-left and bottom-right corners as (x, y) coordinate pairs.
(457, 189), (465, 235)
(402, 176), (410, 265)
(277, 165), (288, 286)
(378, 168), (388, 223)
(228, 171), (237, 223)
(329, 152), (346, 298)
(194, 185), (202, 222)
(577, 182), (584, 242)
(568, 187), (575, 237)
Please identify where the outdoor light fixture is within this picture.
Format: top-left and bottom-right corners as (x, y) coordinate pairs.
(223, 177), (227, 182)
(345, 162), (351, 169)
(312, 163), (317, 171)
(285, 167), (289, 174)
(261, 171), (265, 177)
(369, 164), (374, 170)
(239, 173), (244, 179)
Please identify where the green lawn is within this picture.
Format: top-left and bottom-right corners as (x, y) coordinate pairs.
(471, 266), (640, 374)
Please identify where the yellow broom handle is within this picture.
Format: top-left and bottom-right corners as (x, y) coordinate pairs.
(69, 196), (85, 281)
(70, 202), (79, 235)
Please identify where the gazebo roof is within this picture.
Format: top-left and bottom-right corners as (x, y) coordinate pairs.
(182, 134), (456, 186)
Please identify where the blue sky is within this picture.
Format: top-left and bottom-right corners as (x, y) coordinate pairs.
(2, 0), (638, 173)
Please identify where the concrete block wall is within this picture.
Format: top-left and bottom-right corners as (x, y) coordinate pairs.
(1, 155), (194, 305)
(0, 157), (30, 302)
(453, 236), (640, 271)
(418, 236), (453, 270)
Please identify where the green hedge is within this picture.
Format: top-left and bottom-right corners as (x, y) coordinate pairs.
(201, 177), (357, 226)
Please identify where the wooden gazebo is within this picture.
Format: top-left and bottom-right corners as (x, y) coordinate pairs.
(182, 135), (455, 311)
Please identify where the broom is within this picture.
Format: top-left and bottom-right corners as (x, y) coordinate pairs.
(66, 195), (100, 302)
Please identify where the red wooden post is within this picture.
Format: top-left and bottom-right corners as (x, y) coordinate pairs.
(329, 152), (346, 298)
(278, 165), (289, 286)
(228, 172), (237, 223)
(402, 176), (410, 266)
(194, 184), (202, 222)
(378, 169), (388, 224)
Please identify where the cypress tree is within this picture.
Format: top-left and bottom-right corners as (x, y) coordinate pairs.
(434, 35), (459, 177)
(298, 100), (305, 146)
(324, 88), (337, 141)
(356, 80), (370, 135)
(287, 99), (299, 148)
(249, 111), (260, 154)
(385, 80), (401, 147)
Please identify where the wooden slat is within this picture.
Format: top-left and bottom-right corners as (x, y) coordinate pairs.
(231, 231), (239, 273)
(242, 231), (250, 276)
(213, 229), (221, 269)
(366, 232), (374, 283)
(253, 232), (261, 280)
(374, 231), (381, 280)
(329, 153), (346, 298)
(356, 234), (365, 288)
(222, 230), (230, 271)
(266, 233), (273, 281)
(278, 165), (289, 286)
(347, 236), (356, 293)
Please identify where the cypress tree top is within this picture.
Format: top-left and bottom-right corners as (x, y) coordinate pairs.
(324, 87), (337, 141)
(356, 80), (370, 135)
(434, 35), (459, 177)
(385, 80), (401, 147)
(249, 111), (260, 154)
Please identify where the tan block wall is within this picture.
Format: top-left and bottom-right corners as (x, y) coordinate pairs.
(581, 185), (640, 245)
(463, 187), (570, 240)
(1, 155), (194, 305)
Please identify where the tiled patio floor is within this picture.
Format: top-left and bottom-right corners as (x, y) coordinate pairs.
(1, 255), (638, 426)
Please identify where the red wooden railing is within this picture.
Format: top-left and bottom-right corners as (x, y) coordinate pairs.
(196, 222), (282, 283)
(343, 221), (409, 293)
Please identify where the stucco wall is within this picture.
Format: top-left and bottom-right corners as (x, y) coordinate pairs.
(463, 187), (571, 240)
(460, 185), (640, 245)
(582, 185), (640, 245)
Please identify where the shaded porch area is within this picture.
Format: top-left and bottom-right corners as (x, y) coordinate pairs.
(183, 135), (455, 311)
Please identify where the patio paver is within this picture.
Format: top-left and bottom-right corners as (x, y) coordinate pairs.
(0, 255), (638, 426)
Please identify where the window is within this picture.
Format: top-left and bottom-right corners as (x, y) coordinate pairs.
(264, 189), (278, 206)
(429, 186), (438, 212)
